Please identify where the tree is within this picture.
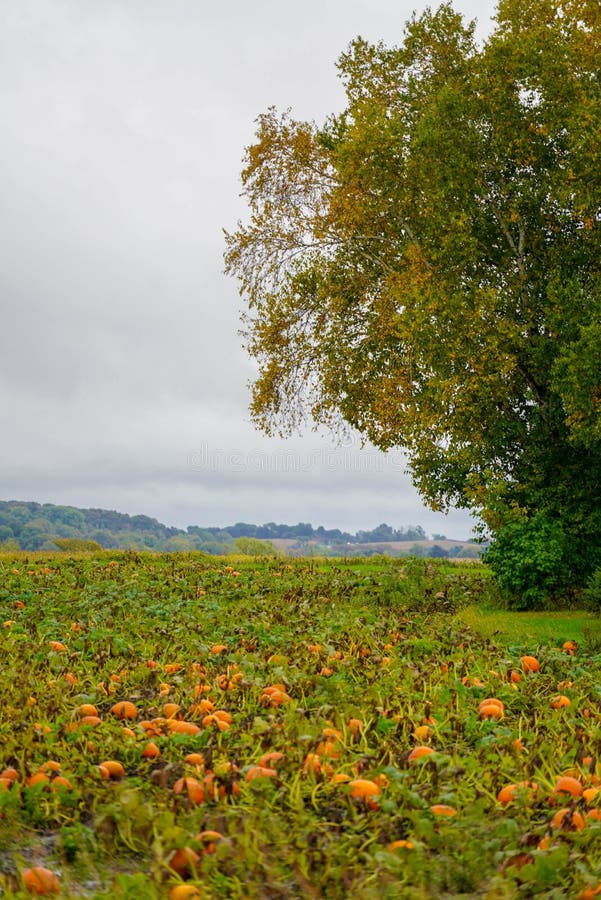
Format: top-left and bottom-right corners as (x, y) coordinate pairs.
(19, 518), (56, 550)
(43, 505), (86, 530)
(225, 0), (601, 605)
(0, 525), (14, 543)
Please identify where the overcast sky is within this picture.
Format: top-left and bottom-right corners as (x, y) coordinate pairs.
(0, 0), (497, 538)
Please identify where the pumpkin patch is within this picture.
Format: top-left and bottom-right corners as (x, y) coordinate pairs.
(0, 552), (600, 896)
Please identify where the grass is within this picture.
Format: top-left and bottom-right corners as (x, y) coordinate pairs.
(456, 606), (601, 650)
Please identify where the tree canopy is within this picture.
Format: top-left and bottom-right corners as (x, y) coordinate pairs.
(225, 0), (601, 604)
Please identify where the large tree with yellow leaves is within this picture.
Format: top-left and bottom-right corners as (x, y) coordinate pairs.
(225, 1), (601, 605)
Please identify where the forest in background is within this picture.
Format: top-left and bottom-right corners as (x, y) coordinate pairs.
(0, 500), (479, 558)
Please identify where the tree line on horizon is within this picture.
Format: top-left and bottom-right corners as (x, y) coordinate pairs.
(0, 500), (478, 557)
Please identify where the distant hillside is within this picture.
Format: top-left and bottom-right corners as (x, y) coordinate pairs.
(268, 538), (480, 559)
(0, 500), (479, 558)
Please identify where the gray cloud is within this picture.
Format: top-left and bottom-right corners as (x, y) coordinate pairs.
(0, 0), (495, 538)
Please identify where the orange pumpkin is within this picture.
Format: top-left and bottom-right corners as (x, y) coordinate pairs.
(22, 867), (60, 895)
(520, 655), (540, 673)
(110, 701), (138, 720)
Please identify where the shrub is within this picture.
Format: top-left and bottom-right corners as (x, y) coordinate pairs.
(53, 538), (104, 552)
(484, 513), (571, 610)
(233, 537), (281, 556)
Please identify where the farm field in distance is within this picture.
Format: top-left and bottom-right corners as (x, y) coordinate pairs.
(1, 552), (601, 898)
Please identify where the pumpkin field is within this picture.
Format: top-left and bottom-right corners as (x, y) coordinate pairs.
(1, 552), (601, 898)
